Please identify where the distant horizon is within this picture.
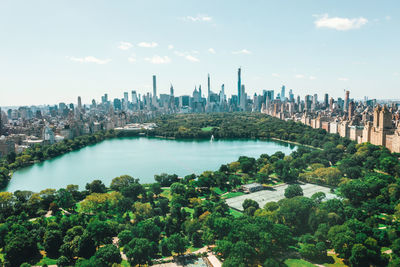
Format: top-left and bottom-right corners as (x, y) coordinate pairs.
(1, 0), (399, 106)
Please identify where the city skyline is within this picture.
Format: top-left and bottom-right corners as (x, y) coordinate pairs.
(1, 0), (400, 106)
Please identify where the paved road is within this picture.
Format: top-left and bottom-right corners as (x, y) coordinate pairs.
(226, 183), (335, 211)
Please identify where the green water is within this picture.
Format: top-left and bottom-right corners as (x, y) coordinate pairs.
(7, 137), (296, 192)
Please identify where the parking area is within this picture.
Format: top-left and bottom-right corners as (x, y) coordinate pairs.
(226, 183), (336, 211)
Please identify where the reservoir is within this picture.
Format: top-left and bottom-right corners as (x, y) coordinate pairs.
(6, 137), (296, 192)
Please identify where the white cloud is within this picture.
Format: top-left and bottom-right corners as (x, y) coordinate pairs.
(128, 54), (136, 63)
(394, 72), (399, 76)
(185, 55), (199, 62)
(309, 76), (317, 80)
(68, 56), (111, 64)
(174, 51), (185, 57)
(137, 42), (158, 48)
(295, 74), (305, 79)
(174, 51), (200, 62)
(168, 44), (174, 50)
(145, 55), (171, 64)
(232, 49), (251, 55)
(385, 16), (392, 21)
(272, 73), (280, 77)
(314, 14), (368, 31)
(118, 41), (133, 50)
(208, 48), (216, 54)
(183, 15), (212, 22)
(338, 77), (349, 81)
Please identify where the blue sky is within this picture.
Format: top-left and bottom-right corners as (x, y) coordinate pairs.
(1, 0), (399, 106)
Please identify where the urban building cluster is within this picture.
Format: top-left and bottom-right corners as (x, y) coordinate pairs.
(1, 67), (400, 156)
(263, 89), (400, 153)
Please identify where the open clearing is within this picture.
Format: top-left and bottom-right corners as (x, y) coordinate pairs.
(226, 183), (336, 211)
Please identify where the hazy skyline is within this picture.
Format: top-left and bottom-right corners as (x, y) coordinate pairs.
(1, 0), (399, 106)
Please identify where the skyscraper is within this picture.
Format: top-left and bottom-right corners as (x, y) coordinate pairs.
(207, 73), (211, 102)
(344, 90), (350, 112)
(152, 75), (157, 105)
(77, 96), (82, 110)
(237, 68), (241, 106)
(324, 93), (329, 108)
(131, 90), (138, 104)
(281, 85), (286, 100)
(170, 84), (174, 96)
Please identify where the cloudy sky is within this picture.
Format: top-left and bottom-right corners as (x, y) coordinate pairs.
(0, 0), (399, 106)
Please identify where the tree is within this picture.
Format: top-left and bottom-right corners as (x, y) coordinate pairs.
(43, 229), (63, 258)
(284, 184), (303, 198)
(118, 230), (134, 247)
(85, 180), (106, 193)
(167, 233), (189, 255)
(93, 244), (122, 266)
(124, 238), (154, 266)
(4, 232), (39, 266)
(110, 175), (138, 191)
(349, 244), (369, 267)
(78, 232), (96, 258)
(122, 183), (145, 201)
(242, 199), (259, 211)
(150, 183), (162, 195)
(170, 182), (186, 195)
(86, 220), (113, 247)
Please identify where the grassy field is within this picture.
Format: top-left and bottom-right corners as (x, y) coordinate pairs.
(229, 208), (243, 218)
(212, 187), (227, 195)
(201, 126), (214, 132)
(34, 256), (58, 266)
(284, 259), (316, 267)
(222, 191), (245, 199)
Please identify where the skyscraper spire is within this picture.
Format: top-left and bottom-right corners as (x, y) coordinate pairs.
(238, 67), (242, 106)
(207, 73), (211, 102)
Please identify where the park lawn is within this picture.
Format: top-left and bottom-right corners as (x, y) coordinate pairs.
(121, 260), (130, 267)
(222, 191), (245, 199)
(75, 202), (81, 212)
(229, 208), (243, 218)
(201, 126), (214, 132)
(284, 259), (316, 267)
(212, 187), (227, 195)
(35, 256), (58, 266)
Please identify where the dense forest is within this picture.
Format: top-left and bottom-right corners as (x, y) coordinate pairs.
(1, 113), (400, 266)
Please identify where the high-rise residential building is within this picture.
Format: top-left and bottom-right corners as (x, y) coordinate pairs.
(131, 90), (138, 104)
(344, 90), (350, 112)
(324, 93), (329, 108)
(170, 84), (174, 96)
(281, 85), (286, 100)
(207, 73), (211, 102)
(240, 85), (246, 110)
(305, 95), (312, 111)
(289, 89), (294, 102)
(77, 96), (82, 110)
(152, 75), (157, 105)
(220, 84), (226, 105)
(113, 98), (121, 110)
(237, 68), (241, 106)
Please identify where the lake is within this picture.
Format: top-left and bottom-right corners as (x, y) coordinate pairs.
(6, 137), (296, 192)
